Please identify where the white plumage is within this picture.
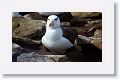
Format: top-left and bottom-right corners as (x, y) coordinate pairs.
(42, 15), (73, 51)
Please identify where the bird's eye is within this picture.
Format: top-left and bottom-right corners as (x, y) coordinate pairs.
(54, 18), (58, 20)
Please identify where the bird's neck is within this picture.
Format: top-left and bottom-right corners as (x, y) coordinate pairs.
(45, 27), (63, 41)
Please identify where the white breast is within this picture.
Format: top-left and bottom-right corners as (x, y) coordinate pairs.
(42, 28), (73, 50)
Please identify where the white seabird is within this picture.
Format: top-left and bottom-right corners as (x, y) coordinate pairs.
(42, 15), (73, 51)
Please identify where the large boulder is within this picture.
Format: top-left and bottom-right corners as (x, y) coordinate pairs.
(12, 17), (46, 39)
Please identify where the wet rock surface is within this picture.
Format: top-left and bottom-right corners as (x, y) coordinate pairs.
(12, 12), (102, 62)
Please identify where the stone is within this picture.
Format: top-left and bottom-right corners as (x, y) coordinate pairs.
(62, 27), (78, 44)
(94, 29), (102, 38)
(65, 46), (88, 62)
(69, 16), (86, 27)
(12, 17), (46, 39)
(17, 52), (55, 62)
(76, 35), (92, 45)
(90, 37), (102, 50)
(60, 22), (71, 27)
(57, 12), (72, 22)
(12, 36), (41, 47)
(83, 20), (102, 36)
(38, 12), (63, 16)
(71, 12), (102, 19)
(90, 29), (102, 49)
(23, 12), (47, 20)
(12, 43), (23, 55)
(63, 27), (87, 35)
(45, 55), (68, 62)
(12, 43), (24, 62)
(63, 20), (101, 36)
(26, 12), (72, 22)
(75, 35), (102, 62)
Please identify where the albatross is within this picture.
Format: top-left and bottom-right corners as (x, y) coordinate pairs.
(42, 15), (73, 52)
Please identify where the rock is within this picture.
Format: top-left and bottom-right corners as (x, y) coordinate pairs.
(76, 35), (102, 62)
(60, 22), (71, 27)
(38, 12), (63, 16)
(80, 43), (102, 62)
(57, 12), (72, 22)
(90, 38), (102, 50)
(26, 12), (72, 22)
(75, 35), (102, 62)
(45, 55), (68, 62)
(17, 52), (55, 62)
(63, 20), (101, 36)
(90, 29), (102, 49)
(64, 27), (87, 35)
(20, 12), (72, 22)
(71, 12), (102, 19)
(76, 30), (102, 50)
(65, 46), (88, 62)
(83, 20), (102, 36)
(23, 12), (47, 20)
(62, 27), (78, 44)
(12, 17), (46, 39)
(12, 36), (41, 47)
(17, 51), (68, 62)
(76, 35), (91, 45)
(69, 16), (86, 27)
(12, 43), (24, 62)
(94, 29), (102, 38)
(12, 43), (23, 55)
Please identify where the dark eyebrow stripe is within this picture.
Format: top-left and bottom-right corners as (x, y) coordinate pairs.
(54, 17), (58, 20)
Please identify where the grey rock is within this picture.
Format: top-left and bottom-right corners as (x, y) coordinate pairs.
(76, 35), (91, 45)
(12, 43), (23, 55)
(17, 52), (55, 62)
(45, 55), (68, 62)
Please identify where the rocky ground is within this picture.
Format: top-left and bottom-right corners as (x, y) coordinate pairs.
(12, 12), (102, 62)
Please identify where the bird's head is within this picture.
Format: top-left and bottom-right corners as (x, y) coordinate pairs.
(46, 15), (60, 29)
